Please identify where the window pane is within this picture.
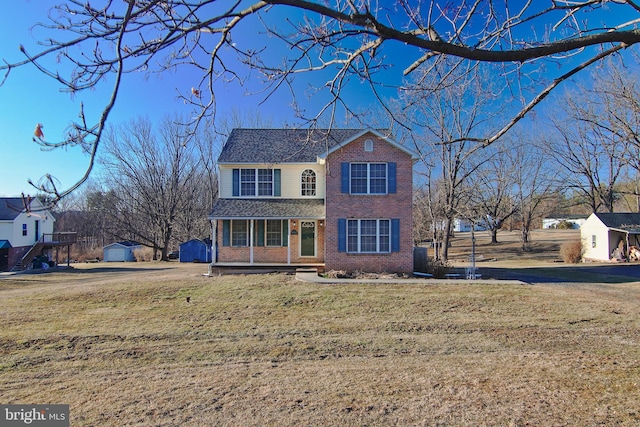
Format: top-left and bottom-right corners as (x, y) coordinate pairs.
(266, 220), (282, 246)
(369, 163), (387, 194)
(379, 220), (390, 252)
(360, 220), (377, 252)
(301, 169), (316, 196)
(350, 164), (368, 194)
(240, 169), (256, 196)
(231, 220), (248, 246)
(347, 220), (358, 252)
(257, 169), (273, 196)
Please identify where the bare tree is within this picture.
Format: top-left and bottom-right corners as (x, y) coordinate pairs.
(404, 60), (504, 260)
(509, 140), (558, 249)
(582, 56), (640, 206)
(100, 115), (213, 260)
(465, 145), (519, 245)
(3, 1), (640, 202)
(548, 80), (631, 213)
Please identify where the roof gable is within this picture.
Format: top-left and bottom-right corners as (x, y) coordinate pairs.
(317, 128), (418, 160)
(218, 128), (389, 164)
(593, 213), (640, 232)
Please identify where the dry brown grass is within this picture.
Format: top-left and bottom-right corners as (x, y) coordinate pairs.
(448, 228), (581, 267)
(1, 260), (640, 426)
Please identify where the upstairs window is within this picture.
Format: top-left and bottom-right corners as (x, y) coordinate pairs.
(350, 163), (387, 195)
(240, 169), (257, 196)
(233, 168), (281, 197)
(301, 169), (316, 196)
(22, 223), (27, 236)
(257, 169), (273, 196)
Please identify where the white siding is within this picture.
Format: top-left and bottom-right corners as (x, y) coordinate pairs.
(0, 222), (12, 241)
(219, 164), (325, 199)
(580, 214), (610, 261)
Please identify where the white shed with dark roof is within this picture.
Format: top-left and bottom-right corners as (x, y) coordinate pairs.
(581, 213), (640, 262)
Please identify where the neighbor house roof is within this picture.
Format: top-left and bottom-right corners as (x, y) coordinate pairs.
(0, 198), (27, 221)
(594, 213), (640, 233)
(209, 199), (324, 219)
(0, 197), (54, 222)
(218, 128), (385, 164)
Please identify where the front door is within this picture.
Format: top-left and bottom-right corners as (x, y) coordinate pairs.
(300, 221), (315, 257)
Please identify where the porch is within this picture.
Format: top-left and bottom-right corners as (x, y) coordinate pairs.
(208, 262), (324, 275)
(10, 232), (77, 271)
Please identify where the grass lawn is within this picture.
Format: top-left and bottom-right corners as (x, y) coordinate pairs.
(1, 262), (640, 426)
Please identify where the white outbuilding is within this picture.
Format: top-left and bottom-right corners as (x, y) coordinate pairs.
(581, 213), (640, 262)
(103, 241), (142, 262)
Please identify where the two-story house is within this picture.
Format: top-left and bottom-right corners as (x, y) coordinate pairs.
(208, 128), (417, 273)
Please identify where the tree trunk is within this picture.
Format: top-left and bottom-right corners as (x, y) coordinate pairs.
(490, 228), (498, 244)
(442, 218), (453, 261)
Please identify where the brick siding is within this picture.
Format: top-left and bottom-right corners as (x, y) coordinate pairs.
(324, 134), (414, 273)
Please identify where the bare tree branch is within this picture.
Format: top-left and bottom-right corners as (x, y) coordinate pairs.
(3, 0), (640, 202)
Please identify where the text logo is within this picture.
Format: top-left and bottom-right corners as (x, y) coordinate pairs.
(1, 405), (69, 427)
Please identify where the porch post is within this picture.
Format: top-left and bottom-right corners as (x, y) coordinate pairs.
(250, 219), (254, 265)
(210, 220), (217, 266)
(207, 219), (217, 277)
(287, 219), (291, 265)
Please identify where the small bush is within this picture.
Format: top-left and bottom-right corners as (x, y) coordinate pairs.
(556, 220), (576, 229)
(560, 240), (583, 263)
(133, 247), (154, 262)
(426, 257), (451, 278)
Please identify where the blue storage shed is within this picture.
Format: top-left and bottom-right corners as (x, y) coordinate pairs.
(179, 238), (212, 263)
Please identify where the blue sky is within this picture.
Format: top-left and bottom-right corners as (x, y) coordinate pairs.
(0, 1), (634, 198)
(0, 2), (310, 197)
(0, 2), (404, 198)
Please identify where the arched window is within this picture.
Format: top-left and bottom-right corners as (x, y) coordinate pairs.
(301, 169), (316, 196)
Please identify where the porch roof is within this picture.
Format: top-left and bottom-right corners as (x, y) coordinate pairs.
(0, 240), (11, 249)
(209, 198), (324, 219)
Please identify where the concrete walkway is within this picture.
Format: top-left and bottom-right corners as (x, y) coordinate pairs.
(295, 269), (526, 285)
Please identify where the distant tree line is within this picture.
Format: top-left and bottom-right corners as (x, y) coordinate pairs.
(408, 55), (640, 260)
(51, 54), (640, 262)
(53, 115), (220, 261)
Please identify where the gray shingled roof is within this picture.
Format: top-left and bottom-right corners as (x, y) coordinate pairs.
(209, 198), (325, 219)
(595, 213), (640, 233)
(218, 128), (367, 163)
(0, 198), (26, 221)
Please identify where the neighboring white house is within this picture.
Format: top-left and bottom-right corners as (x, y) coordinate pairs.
(581, 213), (640, 262)
(542, 215), (588, 229)
(0, 196), (56, 271)
(453, 218), (488, 233)
(103, 241), (142, 262)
